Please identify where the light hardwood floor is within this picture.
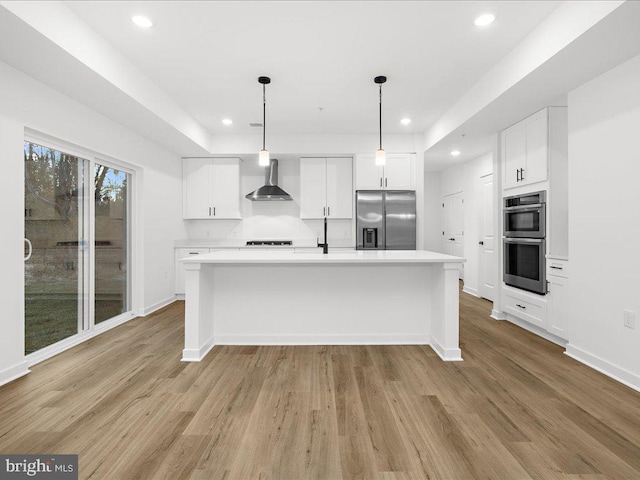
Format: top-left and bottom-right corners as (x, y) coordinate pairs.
(1, 291), (640, 479)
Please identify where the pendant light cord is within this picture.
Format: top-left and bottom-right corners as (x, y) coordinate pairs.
(262, 84), (266, 150)
(379, 84), (383, 150)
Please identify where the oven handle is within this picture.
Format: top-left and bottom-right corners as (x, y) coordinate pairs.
(503, 204), (543, 211)
(504, 238), (544, 244)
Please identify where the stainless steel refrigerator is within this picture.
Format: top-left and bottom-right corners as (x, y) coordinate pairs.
(355, 191), (416, 250)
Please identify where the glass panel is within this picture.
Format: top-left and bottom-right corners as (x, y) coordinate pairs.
(94, 164), (129, 323)
(24, 141), (86, 354)
(507, 243), (540, 281)
(508, 211), (539, 232)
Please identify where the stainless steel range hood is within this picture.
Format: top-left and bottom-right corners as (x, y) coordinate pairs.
(245, 158), (292, 201)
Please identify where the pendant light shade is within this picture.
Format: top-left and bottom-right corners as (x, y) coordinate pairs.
(258, 76), (271, 166)
(374, 76), (387, 166)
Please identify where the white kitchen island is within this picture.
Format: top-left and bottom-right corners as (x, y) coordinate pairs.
(181, 250), (465, 362)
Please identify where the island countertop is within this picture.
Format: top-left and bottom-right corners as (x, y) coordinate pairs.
(181, 249), (466, 265)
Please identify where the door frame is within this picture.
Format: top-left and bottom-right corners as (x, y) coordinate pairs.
(24, 129), (141, 366)
(479, 173), (495, 301)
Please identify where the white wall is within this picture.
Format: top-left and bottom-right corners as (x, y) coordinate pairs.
(423, 170), (442, 252)
(566, 53), (640, 390)
(425, 153), (493, 295)
(0, 60), (186, 384)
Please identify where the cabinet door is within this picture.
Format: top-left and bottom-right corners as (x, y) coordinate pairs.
(384, 154), (413, 190)
(547, 274), (568, 339)
(326, 157), (353, 218)
(211, 158), (242, 219)
(300, 158), (328, 219)
(183, 158), (212, 219)
(355, 154), (383, 190)
(523, 109), (548, 186)
(502, 124), (525, 189)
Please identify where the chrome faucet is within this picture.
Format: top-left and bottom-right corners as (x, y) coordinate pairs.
(317, 216), (328, 254)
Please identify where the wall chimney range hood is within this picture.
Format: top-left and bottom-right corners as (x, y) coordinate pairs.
(245, 158), (292, 201)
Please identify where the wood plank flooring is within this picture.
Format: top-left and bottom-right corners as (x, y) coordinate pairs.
(1, 290), (640, 479)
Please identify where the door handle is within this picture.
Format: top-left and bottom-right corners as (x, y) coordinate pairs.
(24, 238), (32, 261)
(478, 241), (484, 245)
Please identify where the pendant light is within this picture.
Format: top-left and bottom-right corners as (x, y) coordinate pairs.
(374, 75), (387, 166)
(258, 76), (271, 166)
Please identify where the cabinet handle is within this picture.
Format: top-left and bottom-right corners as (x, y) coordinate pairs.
(516, 304), (527, 309)
(520, 168), (525, 181)
(380, 177), (383, 188)
(327, 206), (330, 216)
(188, 252), (199, 255)
(385, 178), (388, 187)
(213, 207), (216, 216)
(323, 207), (326, 216)
(550, 265), (563, 270)
(516, 170), (520, 182)
(209, 207), (212, 216)
(478, 241), (484, 245)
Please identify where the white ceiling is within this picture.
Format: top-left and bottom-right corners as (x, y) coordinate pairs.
(64, 1), (561, 135)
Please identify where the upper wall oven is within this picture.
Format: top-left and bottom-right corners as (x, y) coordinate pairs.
(503, 190), (546, 238)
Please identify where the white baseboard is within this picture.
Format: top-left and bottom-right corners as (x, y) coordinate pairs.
(430, 337), (463, 362)
(462, 286), (480, 298)
(139, 295), (177, 316)
(182, 337), (216, 362)
(0, 361), (30, 387)
(213, 333), (431, 346)
(504, 314), (567, 347)
(490, 309), (506, 320)
(565, 344), (640, 393)
(175, 294), (185, 301)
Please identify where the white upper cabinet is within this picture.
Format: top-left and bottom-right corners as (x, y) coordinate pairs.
(355, 153), (415, 190)
(300, 157), (352, 219)
(501, 108), (549, 189)
(183, 157), (241, 219)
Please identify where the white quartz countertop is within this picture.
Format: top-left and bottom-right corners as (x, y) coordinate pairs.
(181, 249), (465, 265)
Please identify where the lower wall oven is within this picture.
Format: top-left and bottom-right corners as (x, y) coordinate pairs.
(504, 237), (546, 294)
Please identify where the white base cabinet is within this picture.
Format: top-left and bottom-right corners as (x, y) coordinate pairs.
(355, 153), (415, 190)
(503, 286), (548, 330)
(546, 259), (569, 339)
(300, 157), (352, 219)
(183, 158), (242, 219)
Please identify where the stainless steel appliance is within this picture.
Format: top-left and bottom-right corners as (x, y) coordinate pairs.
(356, 190), (416, 250)
(245, 159), (292, 201)
(504, 238), (546, 294)
(503, 190), (546, 238)
(503, 190), (547, 294)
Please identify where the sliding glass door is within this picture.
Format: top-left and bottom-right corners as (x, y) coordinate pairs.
(94, 164), (130, 324)
(24, 140), (133, 356)
(24, 142), (87, 354)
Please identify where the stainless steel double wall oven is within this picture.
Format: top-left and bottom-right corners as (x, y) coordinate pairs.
(503, 191), (546, 294)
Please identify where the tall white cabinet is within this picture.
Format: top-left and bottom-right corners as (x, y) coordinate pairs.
(299, 157), (352, 219)
(355, 153), (415, 190)
(183, 157), (242, 219)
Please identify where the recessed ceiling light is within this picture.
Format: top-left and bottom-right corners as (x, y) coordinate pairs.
(400, 118), (411, 125)
(451, 150), (461, 157)
(222, 118), (233, 126)
(474, 14), (495, 27)
(131, 15), (154, 29)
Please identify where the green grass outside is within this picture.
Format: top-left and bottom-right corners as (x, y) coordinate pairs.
(25, 295), (125, 354)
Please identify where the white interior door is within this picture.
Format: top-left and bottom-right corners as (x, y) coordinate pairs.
(442, 192), (464, 280)
(479, 174), (495, 301)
